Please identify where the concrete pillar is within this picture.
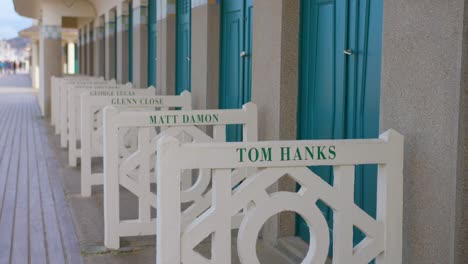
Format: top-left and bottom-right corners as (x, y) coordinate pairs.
(31, 40), (39, 89)
(93, 17), (105, 77)
(191, 2), (219, 110)
(117, 2), (130, 84)
(250, 0), (300, 243)
(39, 22), (62, 116)
(380, 0), (467, 262)
(105, 10), (117, 80)
(156, 0), (176, 95)
(86, 23), (94, 75)
(132, 0), (148, 88)
(67, 42), (75, 74)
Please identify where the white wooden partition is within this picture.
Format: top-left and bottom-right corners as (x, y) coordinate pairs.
(67, 84), (151, 167)
(102, 103), (258, 249)
(55, 77), (110, 137)
(81, 91), (192, 198)
(51, 76), (105, 131)
(156, 130), (404, 264)
(60, 80), (123, 148)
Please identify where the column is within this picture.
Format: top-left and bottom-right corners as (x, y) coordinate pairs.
(156, 0), (176, 95)
(132, 0), (148, 88)
(250, 0), (300, 242)
(39, 22), (63, 116)
(67, 42), (75, 74)
(30, 40), (39, 90)
(117, 2), (130, 84)
(31, 40), (39, 89)
(86, 23), (94, 75)
(105, 10), (117, 80)
(94, 17), (105, 77)
(380, 0), (467, 262)
(191, 1), (219, 110)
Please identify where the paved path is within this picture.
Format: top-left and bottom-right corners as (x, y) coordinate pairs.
(0, 77), (84, 263)
(0, 74), (33, 88)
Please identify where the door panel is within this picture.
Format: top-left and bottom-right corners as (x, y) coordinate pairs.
(296, 0), (347, 244)
(220, 0), (253, 142)
(176, 0), (191, 94)
(148, 0), (157, 86)
(129, 1), (133, 82)
(296, 0), (383, 247)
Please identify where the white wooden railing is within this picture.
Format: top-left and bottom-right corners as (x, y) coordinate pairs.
(80, 92), (192, 197)
(51, 76), (106, 133)
(67, 86), (156, 167)
(102, 103), (258, 249)
(60, 81), (129, 148)
(156, 130), (404, 264)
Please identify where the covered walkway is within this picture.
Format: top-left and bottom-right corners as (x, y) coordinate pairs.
(0, 75), (83, 263)
(0, 76), (295, 264)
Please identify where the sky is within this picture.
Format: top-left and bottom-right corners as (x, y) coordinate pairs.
(0, 0), (33, 40)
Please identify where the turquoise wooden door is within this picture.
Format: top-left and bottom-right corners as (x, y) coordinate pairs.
(148, 0), (157, 86)
(219, 0), (253, 142)
(114, 17), (118, 79)
(129, 1), (133, 82)
(297, 0), (383, 247)
(176, 0), (192, 94)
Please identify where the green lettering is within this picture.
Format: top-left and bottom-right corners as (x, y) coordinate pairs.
(317, 146), (326, 160)
(237, 148), (247, 162)
(280, 147), (290, 161)
(293, 148), (303, 161)
(329, 146), (336, 160)
(183, 115), (189, 123)
(150, 116), (157, 124)
(248, 148), (259, 162)
(305, 146), (314, 160)
(260, 147), (272, 161)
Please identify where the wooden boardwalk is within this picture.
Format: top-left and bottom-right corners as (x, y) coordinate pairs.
(0, 85), (83, 264)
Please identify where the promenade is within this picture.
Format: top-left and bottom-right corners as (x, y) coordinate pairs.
(0, 75), (83, 263)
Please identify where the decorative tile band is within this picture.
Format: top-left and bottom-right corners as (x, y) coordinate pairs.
(105, 22), (116, 36)
(41, 25), (61, 40)
(133, 6), (148, 25)
(117, 16), (130, 32)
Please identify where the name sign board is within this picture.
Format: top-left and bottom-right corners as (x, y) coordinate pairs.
(236, 145), (336, 163)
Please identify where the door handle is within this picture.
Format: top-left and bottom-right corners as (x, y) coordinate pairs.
(344, 49), (353, 56)
(240, 51), (248, 58)
(186, 57), (191, 61)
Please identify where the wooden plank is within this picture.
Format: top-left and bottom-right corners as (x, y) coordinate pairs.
(11, 96), (31, 263)
(36, 109), (84, 264)
(27, 97), (47, 264)
(0, 103), (23, 262)
(33, 99), (67, 264)
(0, 89), (84, 264)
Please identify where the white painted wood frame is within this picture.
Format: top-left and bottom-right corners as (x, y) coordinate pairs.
(51, 76), (104, 131)
(59, 79), (119, 148)
(102, 103), (258, 249)
(81, 91), (192, 198)
(156, 130), (404, 264)
(67, 86), (157, 167)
